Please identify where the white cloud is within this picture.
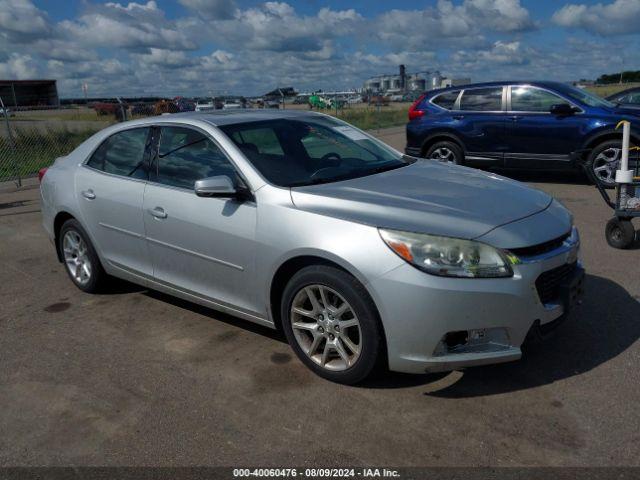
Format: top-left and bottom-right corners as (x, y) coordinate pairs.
(59, 1), (196, 51)
(552, 0), (640, 35)
(0, 53), (39, 79)
(0, 0), (51, 41)
(373, 0), (535, 51)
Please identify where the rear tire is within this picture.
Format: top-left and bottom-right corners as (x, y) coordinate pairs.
(424, 140), (464, 165)
(605, 217), (636, 249)
(59, 219), (108, 293)
(280, 265), (384, 385)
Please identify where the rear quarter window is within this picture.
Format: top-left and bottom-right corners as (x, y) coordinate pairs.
(86, 127), (150, 179)
(431, 90), (460, 110)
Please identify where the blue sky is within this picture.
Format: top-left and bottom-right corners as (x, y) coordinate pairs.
(2, 0), (640, 98)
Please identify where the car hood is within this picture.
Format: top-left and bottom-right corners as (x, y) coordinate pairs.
(290, 160), (561, 246)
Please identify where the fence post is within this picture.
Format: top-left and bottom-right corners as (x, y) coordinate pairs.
(0, 97), (21, 187)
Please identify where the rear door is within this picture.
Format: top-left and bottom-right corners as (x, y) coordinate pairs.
(455, 86), (507, 164)
(505, 85), (585, 168)
(142, 125), (259, 315)
(76, 127), (153, 279)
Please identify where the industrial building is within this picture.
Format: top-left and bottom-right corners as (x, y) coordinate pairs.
(363, 65), (470, 94)
(0, 80), (59, 108)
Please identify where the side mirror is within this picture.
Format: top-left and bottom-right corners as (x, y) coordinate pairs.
(550, 103), (577, 116)
(194, 175), (238, 198)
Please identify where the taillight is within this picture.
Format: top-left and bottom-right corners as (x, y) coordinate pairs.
(38, 167), (48, 183)
(408, 94), (426, 121)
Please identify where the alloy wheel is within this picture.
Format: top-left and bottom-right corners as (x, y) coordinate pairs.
(290, 284), (361, 371)
(62, 230), (92, 285)
(593, 147), (620, 185)
(429, 147), (456, 163)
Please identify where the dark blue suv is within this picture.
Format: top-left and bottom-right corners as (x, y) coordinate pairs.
(405, 81), (640, 187)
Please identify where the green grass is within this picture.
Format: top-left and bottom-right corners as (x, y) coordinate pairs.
(330, 107), (408, 130)
(585, 83), (640, 98)
(0, 126), (101, 181)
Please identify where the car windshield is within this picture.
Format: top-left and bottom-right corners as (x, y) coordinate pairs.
(219, 116), (411, 187)
(558, 84), (615, 108)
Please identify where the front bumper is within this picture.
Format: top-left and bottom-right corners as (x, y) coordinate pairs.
(368, 236), (584, 374)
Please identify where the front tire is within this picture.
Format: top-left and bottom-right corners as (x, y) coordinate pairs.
(424, 140), (463, 165)
(280, 265), (384, 385)
(586, 140), (631, 188)
(59, 219), (108, 293)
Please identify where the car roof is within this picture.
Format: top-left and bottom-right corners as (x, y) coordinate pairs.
(426, 80), (572, 96)
(112, 109), (326, 129)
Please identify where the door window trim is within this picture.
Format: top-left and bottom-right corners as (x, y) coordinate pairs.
(506, 85), (584, 114)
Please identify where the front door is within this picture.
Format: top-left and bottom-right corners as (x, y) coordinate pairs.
(505, 85), (584, 168)
(76, 126), (153, 279)
(142, 126), (259, 316)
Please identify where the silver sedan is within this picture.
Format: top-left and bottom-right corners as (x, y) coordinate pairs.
(40, 110), (584, 384)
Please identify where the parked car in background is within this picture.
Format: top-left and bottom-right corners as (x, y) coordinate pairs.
(40, 110), (582, 384)
(606, 87), (640, 108)
(406, 81), (640, 187)
(195, 99), (215, 112)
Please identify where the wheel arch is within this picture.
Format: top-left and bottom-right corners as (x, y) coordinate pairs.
(419, 132), (466, 157)
(53, 211), (77, 262)
(582, 129), (640, 155)
(268, 253), (380, 331)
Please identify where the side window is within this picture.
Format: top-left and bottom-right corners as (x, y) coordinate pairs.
(87, 128), (150, 179)
(432, 90), (460, 110)
(154, 127), (235, 189)
(231, 128), (284, 155)
(626, 93), (640, 104)
(459, 88), (503, 111)
(511, 86), (569, 112)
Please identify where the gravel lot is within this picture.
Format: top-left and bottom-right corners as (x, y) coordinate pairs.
(0, 126), (638, 467)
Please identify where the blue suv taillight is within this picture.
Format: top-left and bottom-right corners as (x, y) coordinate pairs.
(408, 94), (426, 121)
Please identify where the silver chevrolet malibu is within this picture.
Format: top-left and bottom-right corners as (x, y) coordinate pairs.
(40, 110), (584, 384)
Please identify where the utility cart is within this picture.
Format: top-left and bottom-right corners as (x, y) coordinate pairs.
(591, 121), (640, 249)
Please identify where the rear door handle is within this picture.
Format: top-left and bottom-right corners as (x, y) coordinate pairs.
(149, 207), (167, 219)
(81, 189), (96, 200)
(452, 115), (465, 120)
(509, 115), (523, 121)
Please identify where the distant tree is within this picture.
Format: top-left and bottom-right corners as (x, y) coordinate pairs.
(597, 71), (640, 84)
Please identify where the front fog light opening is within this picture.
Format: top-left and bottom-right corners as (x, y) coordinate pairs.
(434, 327), (511, 356)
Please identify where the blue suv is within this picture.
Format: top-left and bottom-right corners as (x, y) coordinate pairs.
(405, 81), (640, 187)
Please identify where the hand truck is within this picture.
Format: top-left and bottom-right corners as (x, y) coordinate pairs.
(590, 121), (640, 249)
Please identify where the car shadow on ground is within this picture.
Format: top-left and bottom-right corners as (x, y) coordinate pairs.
(364, 274), (640, 395)
(105, 273), (638, 394)
(142, 288), (287, 343)
(489, 168), (590, 186)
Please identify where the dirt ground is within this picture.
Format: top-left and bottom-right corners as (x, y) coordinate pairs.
(0, 127), (638, 467)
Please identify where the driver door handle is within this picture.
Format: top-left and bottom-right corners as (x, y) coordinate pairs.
(509, 115), (523, 121)
(149, 206), (167, 219)
(81, 189), (96, 200)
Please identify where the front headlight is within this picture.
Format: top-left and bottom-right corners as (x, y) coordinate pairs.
(379, 229), (513, 278)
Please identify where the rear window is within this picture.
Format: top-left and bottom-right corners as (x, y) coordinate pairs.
(431, 90), (460, 110)
(459, 88), (503, 111)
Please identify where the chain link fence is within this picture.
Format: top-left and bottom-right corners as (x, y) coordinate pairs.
(0, 97), (410, 188)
